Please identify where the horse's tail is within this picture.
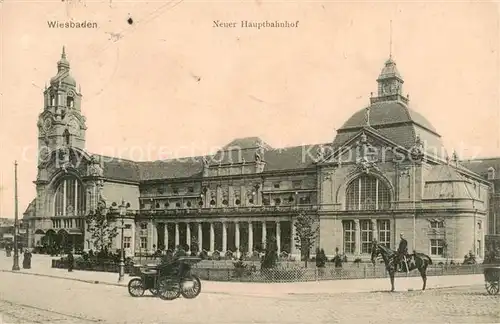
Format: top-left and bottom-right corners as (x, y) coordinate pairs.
(415, 252), (433, 265)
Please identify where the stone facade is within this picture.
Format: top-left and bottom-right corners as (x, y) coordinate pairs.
(23, 49), (490, 263)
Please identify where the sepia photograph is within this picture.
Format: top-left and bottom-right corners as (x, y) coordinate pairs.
(0, 0), (499, 323)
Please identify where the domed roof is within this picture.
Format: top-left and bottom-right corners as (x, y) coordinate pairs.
(377, 58), (402, 81)
(339, 101), (437, 133)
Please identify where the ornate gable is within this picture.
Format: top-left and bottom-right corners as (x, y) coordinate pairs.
(321, 128), (413, 168)
(38, 146), (91, 182)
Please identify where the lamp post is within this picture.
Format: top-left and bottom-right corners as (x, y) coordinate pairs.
(118, 200), (127, 282)
(12, 161), (20, 271)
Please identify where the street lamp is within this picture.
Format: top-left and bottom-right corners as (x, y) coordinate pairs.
(12, 161), (20, 271)
(118, 199), (127, 283)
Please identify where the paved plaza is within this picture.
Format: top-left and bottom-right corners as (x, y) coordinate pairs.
(0, 254), (498, 323)
(0, 270), (498, 324)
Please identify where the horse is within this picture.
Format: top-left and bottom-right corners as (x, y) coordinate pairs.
(370, 241), (433, 292)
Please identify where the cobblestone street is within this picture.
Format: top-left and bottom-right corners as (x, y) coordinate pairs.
(0, 270), (498, 324)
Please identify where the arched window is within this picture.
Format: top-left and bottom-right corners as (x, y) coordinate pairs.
(63, 129), (71, 145)
(67, 96), (74, 108)
(54, 177), (86, 216)
(346, 175), (390, 211)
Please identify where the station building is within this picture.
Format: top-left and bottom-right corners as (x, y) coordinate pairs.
(23, 48), (490, 263)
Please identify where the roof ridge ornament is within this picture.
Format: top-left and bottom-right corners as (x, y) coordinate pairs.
(365, 107), (370, 126)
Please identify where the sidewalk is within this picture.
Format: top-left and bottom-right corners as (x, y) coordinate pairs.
(0, 254), (484, 297)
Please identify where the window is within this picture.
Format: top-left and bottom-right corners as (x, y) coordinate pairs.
(140, 237), (147, 249)
(273, 182), (280, 189)
(125, 224), (132, 229)
(164, 202), (169, 208)
(274, 198), (281, 205)
(360, 220), (373, 254)
(54, 177), (86, 216)
(430, 239), (444, 256)
(288, 196), (294, 203)
(67, 96), (74, 108)
(186, 201), (192, 207)
(123, 237), (131, 249)
(299, 195), (311, 204)
(477, 221), (482, 230)
(343, 220), (355, 254)
(172, 187), (179, 194)
(210, 199), (216, 206)
(430, 220), (444, 229)
(235, 199), (241, 205)
(248, 198), (254, 204)
(63, 129), (71, 145)
(292, 180), (302, 189)
(157, 187), (164, 194)
(222, 199), (228, 206)
(175, 202), (181, 208)
(378, 220), (391, 248)
(155, 203), (160, 209)
(140, 223), (147, 230)
(188, 187), (194, 193)
(346, 175), (390, 211)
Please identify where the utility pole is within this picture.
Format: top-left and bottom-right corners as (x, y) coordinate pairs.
(12, 161), (20, 271)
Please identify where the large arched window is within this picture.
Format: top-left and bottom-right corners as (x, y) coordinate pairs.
(54, 177), (86, 216)
(346, 175), (390, 211)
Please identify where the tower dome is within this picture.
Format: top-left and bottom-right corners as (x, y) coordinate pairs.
(50, 46), (76, 87)
(333, 58), (446, 158)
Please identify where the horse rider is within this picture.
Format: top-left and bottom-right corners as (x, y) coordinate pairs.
(396, 233), (409, 272)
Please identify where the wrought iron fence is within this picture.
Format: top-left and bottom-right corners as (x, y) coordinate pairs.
(191, 263), (485, 282)
(51, 257), (484, 283)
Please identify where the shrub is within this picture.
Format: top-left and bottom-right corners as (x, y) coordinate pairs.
(261, 236), (279, 270)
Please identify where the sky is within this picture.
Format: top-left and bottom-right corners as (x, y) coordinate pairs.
(0, 0), (499, 218)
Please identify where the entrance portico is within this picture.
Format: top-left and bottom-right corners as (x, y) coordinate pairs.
(153, 218), (297, 256)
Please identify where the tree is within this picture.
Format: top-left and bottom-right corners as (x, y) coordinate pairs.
(261, 235), (279, 269)
(85, 203), (118, 253)
(294, 211), (319, 267)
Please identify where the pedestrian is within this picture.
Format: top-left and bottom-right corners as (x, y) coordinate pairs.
(22, 249), (32, 269)
(67, 251), (74, 272)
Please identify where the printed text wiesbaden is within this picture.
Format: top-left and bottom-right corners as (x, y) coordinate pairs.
(47, 21), (98, 29)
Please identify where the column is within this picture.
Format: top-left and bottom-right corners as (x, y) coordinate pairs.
(235, 221), (240, 257)
(164, 223), (169, 250)
(276, 220), (281, 254)
(175, 223), (180, 247)
(248, 221), (253, 253)
(74, 181), (78, 215)
(222, 222), (227, 252)
(262, 221), (267, 248)
(371, 219), (378, 242)
(152, 223), (158, 251)
(354, 219), (361, 255)
(186, 223), (191, 249)
(209, 222), (215, 252)
(148, 222), (154, 252)
(63, 180), (67, 215)
(290, 219), (297, 255)
(197, 222), (203, 252)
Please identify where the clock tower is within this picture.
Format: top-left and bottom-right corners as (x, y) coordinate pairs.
(370, 57), (409, 105)
(37, 47), (87, 164)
